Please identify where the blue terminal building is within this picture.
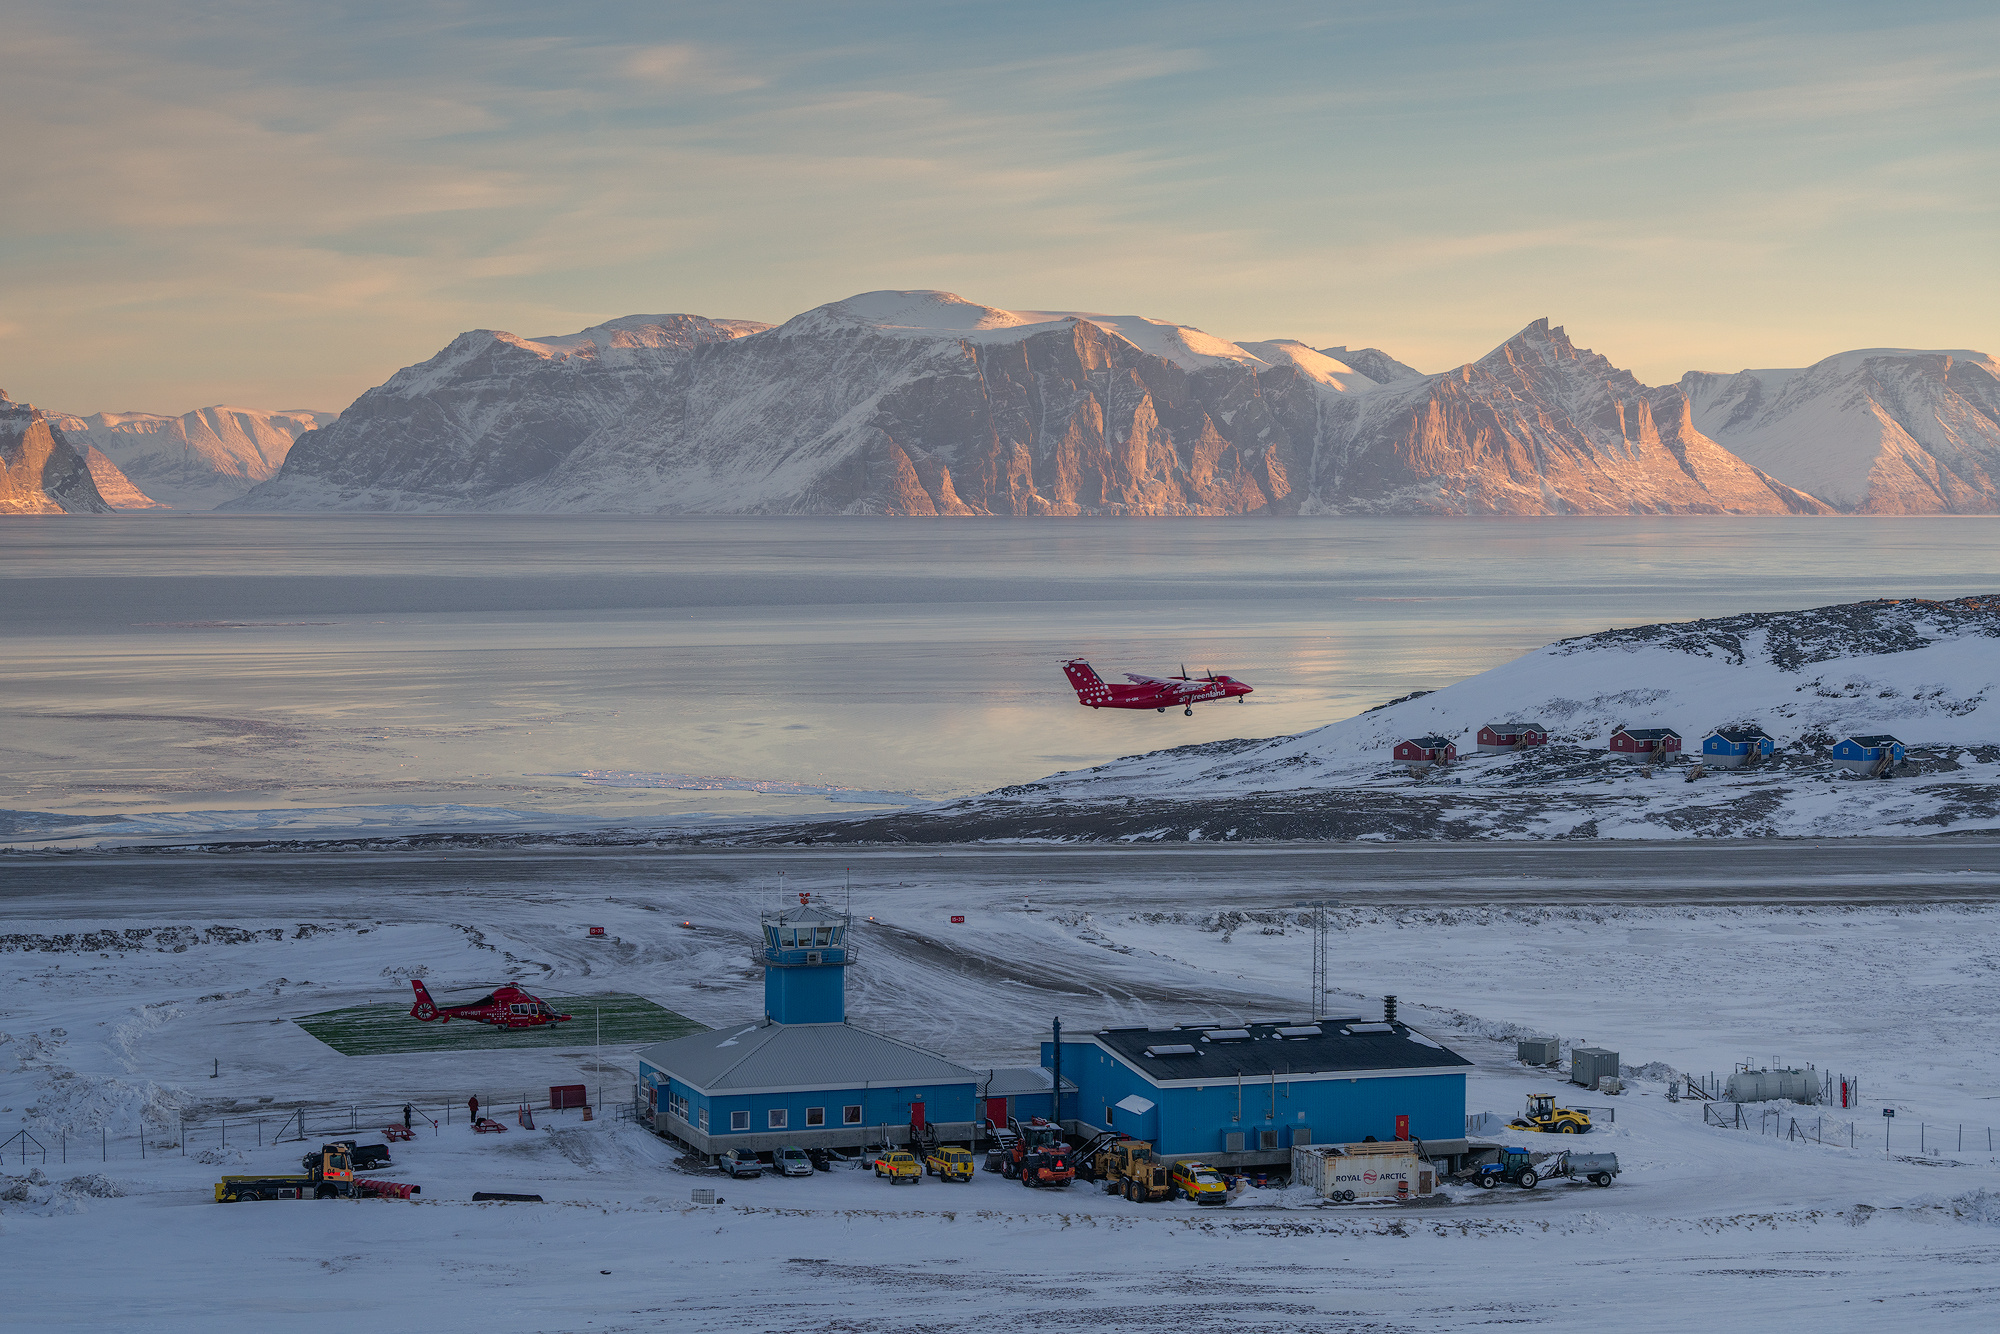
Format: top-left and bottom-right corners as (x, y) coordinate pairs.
(639, 900), (982, 1155)
(1043, 1007), (1473, 1168)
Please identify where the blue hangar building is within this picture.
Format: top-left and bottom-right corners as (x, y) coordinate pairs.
(637, 900), (985, 1156)
(1045, 1009), (1473, 1168)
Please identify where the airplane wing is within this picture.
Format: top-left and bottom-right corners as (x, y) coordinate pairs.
(1125, 674), (1202, 693)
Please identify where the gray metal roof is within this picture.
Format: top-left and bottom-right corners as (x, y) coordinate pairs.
(977, 1066), (1076, 1098)
(1843, 733), (1903, 747)
(1094, 1020), (1471, 1083)
(638, 1020), (978, 1095)
(1402, 735), (1454, 750)
(1613, 727), (1681, 740)
(1482, 721), (1545, 732)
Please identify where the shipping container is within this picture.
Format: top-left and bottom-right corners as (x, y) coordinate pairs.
(1291, 1143), (1435, 1202)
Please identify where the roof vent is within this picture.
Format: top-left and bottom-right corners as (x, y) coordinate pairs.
(1345, 1022), (1393, 1034)
(1144, 1043), (1197, 1058)
(1203, 1029), (1252, 1042)
(1274, 1025), (1323, 1038)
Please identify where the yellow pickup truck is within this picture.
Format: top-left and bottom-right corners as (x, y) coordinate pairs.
(925, 1146), (976, 1181)
(873, 1151), (922, 1184)
(1170, 1160), (1230, 1206)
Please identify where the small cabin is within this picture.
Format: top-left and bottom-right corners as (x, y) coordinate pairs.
(1393, 735), (1457, 768)
(1608, 727), (1681, 761)
(1831, 734), (1905, 776)
(1476, 722), (1548, 754)
(1700, 726), (1774, 768)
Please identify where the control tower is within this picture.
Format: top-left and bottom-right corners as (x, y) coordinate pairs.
(759, 894), (854, 1024)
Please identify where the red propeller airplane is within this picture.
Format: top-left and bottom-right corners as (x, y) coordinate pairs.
(408, 979), (572, 1029)
(1062, 658), (1254, 716)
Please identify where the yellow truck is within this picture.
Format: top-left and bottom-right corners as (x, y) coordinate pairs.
(873, 1151), (922, 1184)
(924, 1146), (976, 1181)
(1169, 1160), (1231, 1206)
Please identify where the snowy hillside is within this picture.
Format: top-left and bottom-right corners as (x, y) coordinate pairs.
(231, 291), (1825, 516)
(1683, 349), (2000, 513)
(51, 405), (336, 509)
(777, 597), (2000, 843)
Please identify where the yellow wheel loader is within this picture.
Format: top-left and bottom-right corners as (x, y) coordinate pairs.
(1509, 1093), (1592, 1134)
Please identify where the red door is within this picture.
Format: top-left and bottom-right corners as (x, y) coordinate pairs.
(985, 1097), (1007, 1126)
(1394, 1114), (1410, 1140)
(909, 1101), (926, 1129)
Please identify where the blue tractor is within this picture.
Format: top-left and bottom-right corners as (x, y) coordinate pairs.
(1470, 1147), (1539, 1189)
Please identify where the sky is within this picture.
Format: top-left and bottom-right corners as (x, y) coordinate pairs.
(3, 0), (1997, 414)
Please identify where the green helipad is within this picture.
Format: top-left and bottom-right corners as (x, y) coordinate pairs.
(293, 992), (706, 1056)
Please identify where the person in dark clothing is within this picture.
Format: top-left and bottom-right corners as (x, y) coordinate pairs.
(403, 1103), (413, 1130)
(469, 1095), (479, 1124)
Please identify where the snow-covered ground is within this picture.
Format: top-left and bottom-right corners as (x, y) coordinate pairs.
(6, 849), (2000, 1328)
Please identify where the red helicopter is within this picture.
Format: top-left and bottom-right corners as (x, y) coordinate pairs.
(408, 979), (572, 1029)
(1062, 658), (1254, 716)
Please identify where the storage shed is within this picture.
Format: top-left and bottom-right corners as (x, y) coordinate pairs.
(1393, 735), (1457, 768)
(1476, 722), (1548, 754)
(1043, 1010), (1472, 1169)
(639, 900), (979, 1157)
(1832, 734), (1905, 776)
(1608, 727), (1681, 761)
(1701, 726), (1774, 768)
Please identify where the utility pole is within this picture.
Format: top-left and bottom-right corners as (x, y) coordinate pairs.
(1311, 900), (1330, 1021)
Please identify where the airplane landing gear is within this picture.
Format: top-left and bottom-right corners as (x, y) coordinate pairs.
(1183, 706), (1193, 716)
(1157, 707), (1166, 713)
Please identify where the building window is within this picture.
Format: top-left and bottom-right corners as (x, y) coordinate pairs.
(768, 1109), (787, 1130)
(806, 1107), (825, 1127)
(843, 1105), (863, 1125)
(698, 1108), (709, 1132)
(730, 1110), (750, 1131)
(1104, 1107), (1114, 1126)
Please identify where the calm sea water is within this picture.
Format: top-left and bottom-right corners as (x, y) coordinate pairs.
(3, 515), (1997, 828)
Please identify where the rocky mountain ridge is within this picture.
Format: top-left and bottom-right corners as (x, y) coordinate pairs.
(0, 392), (112, 515)
(232, 291), (1848, 516)
(1683, 349), (2000, 513)
(50, 405), (336, 509)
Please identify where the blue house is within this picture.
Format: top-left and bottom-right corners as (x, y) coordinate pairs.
(1701, 725), (1774, 768)
(638, 901), (978, 1158)
(1042, 1009), (1472, 1169)
(1832, 734), (1906, 776)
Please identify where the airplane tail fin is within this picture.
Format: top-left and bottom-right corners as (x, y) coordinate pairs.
(1062, 658), (1111, 706)
(410, 978), (439, 1022)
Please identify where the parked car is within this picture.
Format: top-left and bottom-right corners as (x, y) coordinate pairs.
(1169, 1160), (1230, 1206)
(873, 1151), (922, 1184)
(718, 1150), (765, 1179)
(924, 1146), (976, 1181)
(773, 1145), (814, 1178)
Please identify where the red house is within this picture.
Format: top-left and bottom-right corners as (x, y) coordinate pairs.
(1393, 735), (1457, 767)
(1476, 722), (1549, 754)
(1608, 726), (1681, 761)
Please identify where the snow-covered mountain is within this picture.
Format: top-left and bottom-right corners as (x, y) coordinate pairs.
(50, 405), (337, 509)
(1683, 350), (2000, 513)
(81, 447), (162, 509)
(231, 292), (1826, 516)
(0, 392), (112, 515)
